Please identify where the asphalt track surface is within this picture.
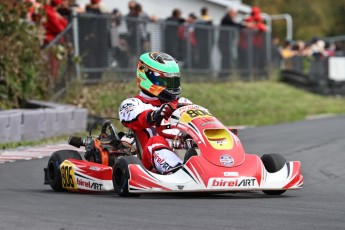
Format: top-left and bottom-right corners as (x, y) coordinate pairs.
(1, 115), (345, 230)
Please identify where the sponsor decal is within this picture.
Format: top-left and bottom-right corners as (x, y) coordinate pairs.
(220, 154), (234, 167)
(77, 178), (103, 191)
(120, 98), (139, 114)
(215, 138), (227, 146)
(177, 185), (184, 190)
(224, 172), (239, 177)
(89, 166), (101, 171)
(201, 121), (218, 126)
(208, 178), (256, 188)
(153, 153), (171, 172)
(120, 101), (137, 114)
(178, 105), (199, 113)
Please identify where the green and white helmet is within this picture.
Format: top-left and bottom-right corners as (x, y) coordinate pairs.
(137, 52), (181, 102)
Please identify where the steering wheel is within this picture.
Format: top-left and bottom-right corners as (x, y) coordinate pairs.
(155, 102), (190, 139)
(100, 120), (119, 142)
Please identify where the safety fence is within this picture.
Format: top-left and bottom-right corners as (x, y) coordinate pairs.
(75, 14), (272, 83)
(45, 12), (345, 98)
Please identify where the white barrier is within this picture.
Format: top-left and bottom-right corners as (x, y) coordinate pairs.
(0, 101), (87, 143)
(329, 57), (345, 82)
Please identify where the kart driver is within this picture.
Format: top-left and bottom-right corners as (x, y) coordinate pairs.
(118, 52), (191, 174)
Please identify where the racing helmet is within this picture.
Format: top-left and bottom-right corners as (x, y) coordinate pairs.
(137, 52), (181, 102)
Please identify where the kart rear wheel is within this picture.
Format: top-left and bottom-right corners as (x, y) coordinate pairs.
(47, 150), (82, 192)
(113, 156), (142, 197)
(261, 153), (287, 195)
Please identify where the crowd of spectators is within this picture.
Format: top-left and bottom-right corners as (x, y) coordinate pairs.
(25, 0), (341, 78)
(25, 0), (269, 66)
(279, 37), (343, 60)
(25, 0), (344, 80)
(271, 36), (345, 72)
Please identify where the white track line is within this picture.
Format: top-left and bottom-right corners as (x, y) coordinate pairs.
(0, 144), (79, 164)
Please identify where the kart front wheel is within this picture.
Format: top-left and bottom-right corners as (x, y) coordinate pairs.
(113, 156), (142, 197)
(46, 150), (82, 192)
(261, 153), (287, 195)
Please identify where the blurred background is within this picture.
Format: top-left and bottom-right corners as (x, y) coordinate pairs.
(2, 0), (345, 108)
(1, 0), (345, 145)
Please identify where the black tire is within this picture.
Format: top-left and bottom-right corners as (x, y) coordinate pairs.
(183, 148), (198, 163)
(113, 156), (142, 197)
(261, 153), (287, 195)
(47, 150), (82, 192)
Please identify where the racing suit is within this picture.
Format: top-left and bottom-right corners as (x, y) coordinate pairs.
(119, 91), (191, 174)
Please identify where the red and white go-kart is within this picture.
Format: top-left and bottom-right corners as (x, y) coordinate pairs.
(44, 104), (303, 197)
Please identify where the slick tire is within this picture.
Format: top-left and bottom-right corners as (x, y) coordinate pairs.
(47, 150), (82, 192)
(261, 153), (287, 195)
(113, 156), (142, 197)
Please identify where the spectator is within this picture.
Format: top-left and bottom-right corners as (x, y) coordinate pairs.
(42, 0), (68, 46)
(200, 6), (212, 24)
(244, 6), (266, 32)
(165, 8), (184, 61)
(292, 40), (308, 56)
(271, 36), (282, 68)
(194, 7), (214, 69)
(40, 0), (68, 81)
(178, 13), (198, 68)
(56, 1), (72, 20)
(245, 6), (267, 76)
(79, 0), (108, 80)
(281, 39), (295, 59)
(323, 42), (335, 57)
(57, 0), (84, 21)
(218, 8), (244, 78)
(110, 9), (129, 68)
(126, 0), (138, 53)
(311, 38), (327, 58)
(85, 0), (102, 14)
(303, 41), (313, 57)
(280, 39), (296, 70)
(135, 3), (152, 53)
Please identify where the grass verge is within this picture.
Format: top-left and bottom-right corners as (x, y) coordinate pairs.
(63, 80), (345, 126)
(2, 80), (344, 150)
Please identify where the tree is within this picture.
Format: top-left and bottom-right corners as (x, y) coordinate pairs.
(243, 0), (345, 41)
(0, 2), (48, 109)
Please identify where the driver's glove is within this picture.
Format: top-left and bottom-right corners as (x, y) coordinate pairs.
(147, 103), (174, 125)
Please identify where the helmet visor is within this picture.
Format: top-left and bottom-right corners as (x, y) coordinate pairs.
(148, 71), (180, 89)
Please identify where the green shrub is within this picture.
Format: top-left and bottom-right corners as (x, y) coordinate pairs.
(0, 3), (48, 109)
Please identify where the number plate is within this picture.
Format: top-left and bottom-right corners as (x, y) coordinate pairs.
(60, 161), (77, 190)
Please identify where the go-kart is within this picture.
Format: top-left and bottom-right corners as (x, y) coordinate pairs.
(43, 120), (137, 192)
(44, 104), (303, 196)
